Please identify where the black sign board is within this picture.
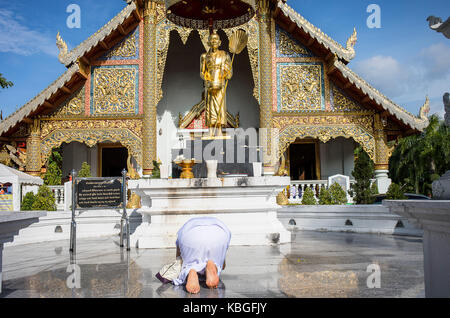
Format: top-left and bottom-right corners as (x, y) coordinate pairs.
(75, 178), (123, 209)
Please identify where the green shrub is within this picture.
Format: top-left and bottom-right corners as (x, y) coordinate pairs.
(370, 182), (379, 196)
(21, 192), (36, 211)
(43, 150), (62, 185)
(152, 160), (161, 179)
(301, 186), (317, 205)
(318, 187), (332, 205)
(350, 147), (375, 204)
(31, 185), (56, 211)
(329, 182), (348, 205)
(78, 162), (92, 178)
(386, 183), (407, 200)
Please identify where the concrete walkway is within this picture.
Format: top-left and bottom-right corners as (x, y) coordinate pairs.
(0, 231), (424, 298)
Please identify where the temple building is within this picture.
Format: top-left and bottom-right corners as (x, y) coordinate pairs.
(0, 0), (429, 193)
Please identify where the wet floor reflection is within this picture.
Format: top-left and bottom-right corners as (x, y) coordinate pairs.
(1, 231), (425, 298)
(2, 251), (143, 298)
(277, 256), (359, 298)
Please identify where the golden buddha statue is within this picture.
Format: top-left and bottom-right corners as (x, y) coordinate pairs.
(200, 31), (233, 136)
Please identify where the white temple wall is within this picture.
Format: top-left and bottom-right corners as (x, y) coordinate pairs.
(319, 137), (356, 180)
(156, 30), (260, 168)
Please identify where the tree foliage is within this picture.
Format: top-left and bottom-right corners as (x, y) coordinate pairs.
(0, 73), (13, 89)
(389, 115), (450, 196)
(31, 185), (56, 211)
(350, 147), (375, 204)
(152, 160), (161, 179)
(21, 192), (36, 211)
(43, 150), (63, 185)
(386, 183), (407, 200)
(301, 186), (317, 205)
(78, 162), (92, 178)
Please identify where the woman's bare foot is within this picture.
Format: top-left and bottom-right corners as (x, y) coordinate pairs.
(206, 260), (219, 289)
(186, 269), (200, 294)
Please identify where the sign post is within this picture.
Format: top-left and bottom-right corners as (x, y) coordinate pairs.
(69, 169), (130, 256)
(69, 169), (76, 257)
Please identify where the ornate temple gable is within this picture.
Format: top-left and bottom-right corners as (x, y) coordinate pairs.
(332, 60), (429, 132)
(330, 83), (368, 112)
(275, 25), (314, 58)
(273, 23), (327, 112)
(57, 2), (140, 67)
(276, 62), (325, 112)
(275, 1), (357, 63)
(46, 87), (85, 118)
(91, 65), (139, 116)
(0, 64), (81, 137)
(98, 27), (139, 61)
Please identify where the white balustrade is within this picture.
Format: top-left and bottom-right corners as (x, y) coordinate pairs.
(48, 186), (65, 210)
(286, 178), (372, 204)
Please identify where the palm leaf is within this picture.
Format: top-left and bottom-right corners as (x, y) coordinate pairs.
(229, 29), (248, 55)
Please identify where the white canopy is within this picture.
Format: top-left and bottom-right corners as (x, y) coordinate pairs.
(0, 164), (43, 186)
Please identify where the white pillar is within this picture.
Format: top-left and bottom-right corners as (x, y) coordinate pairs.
(0, 243), (3, 293)
(375, 170), (391, 194)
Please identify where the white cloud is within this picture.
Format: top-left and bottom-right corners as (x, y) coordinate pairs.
(353, 55), (414, 98)
(420, 42), (450, 79)
(352, 43), (450, 116)
(0, 9), (58, 57)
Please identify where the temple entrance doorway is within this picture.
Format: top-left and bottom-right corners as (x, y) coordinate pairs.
(288, 141), (320, 180)
(98, 144), (128, 177)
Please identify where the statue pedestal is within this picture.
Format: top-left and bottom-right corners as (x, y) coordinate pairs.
(384, 200), (450, 297)
(129, 176), (291, 248)
(374, 169), (392, 194)
(432, 170), (450, 199)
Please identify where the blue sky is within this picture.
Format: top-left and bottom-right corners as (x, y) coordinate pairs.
(0, 0), (449, 118)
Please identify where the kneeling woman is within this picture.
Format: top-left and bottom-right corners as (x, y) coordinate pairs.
(173, 217), (231, 294)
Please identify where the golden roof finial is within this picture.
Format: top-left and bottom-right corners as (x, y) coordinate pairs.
(56, 31), (69, 64)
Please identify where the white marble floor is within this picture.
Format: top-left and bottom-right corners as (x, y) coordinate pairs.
(0, 231), (425, 298)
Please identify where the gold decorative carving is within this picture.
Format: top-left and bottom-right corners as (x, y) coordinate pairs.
(51, 87), (84, 117)
(178, 97), (239, 129)
(104, 30), (138, 59)
(40, 119), (142, 139)
(279, 64), (322, 111)
(223, 18), (260, 101)
(279, 30), (309, 56)
(26, 119), (42, 175)
(374, 114), (391, 168)
(92, 68), (137, 115)
(273, 113), (374, 136)
(276, 190), (289, 206)
(332, 84), (366, 112)
(39, 119), (142, 165)
(257, 1), (273, 163)
(274, 112), (376, 162)
(127, 153), (140, 180)
(275, 153), (289, 176)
